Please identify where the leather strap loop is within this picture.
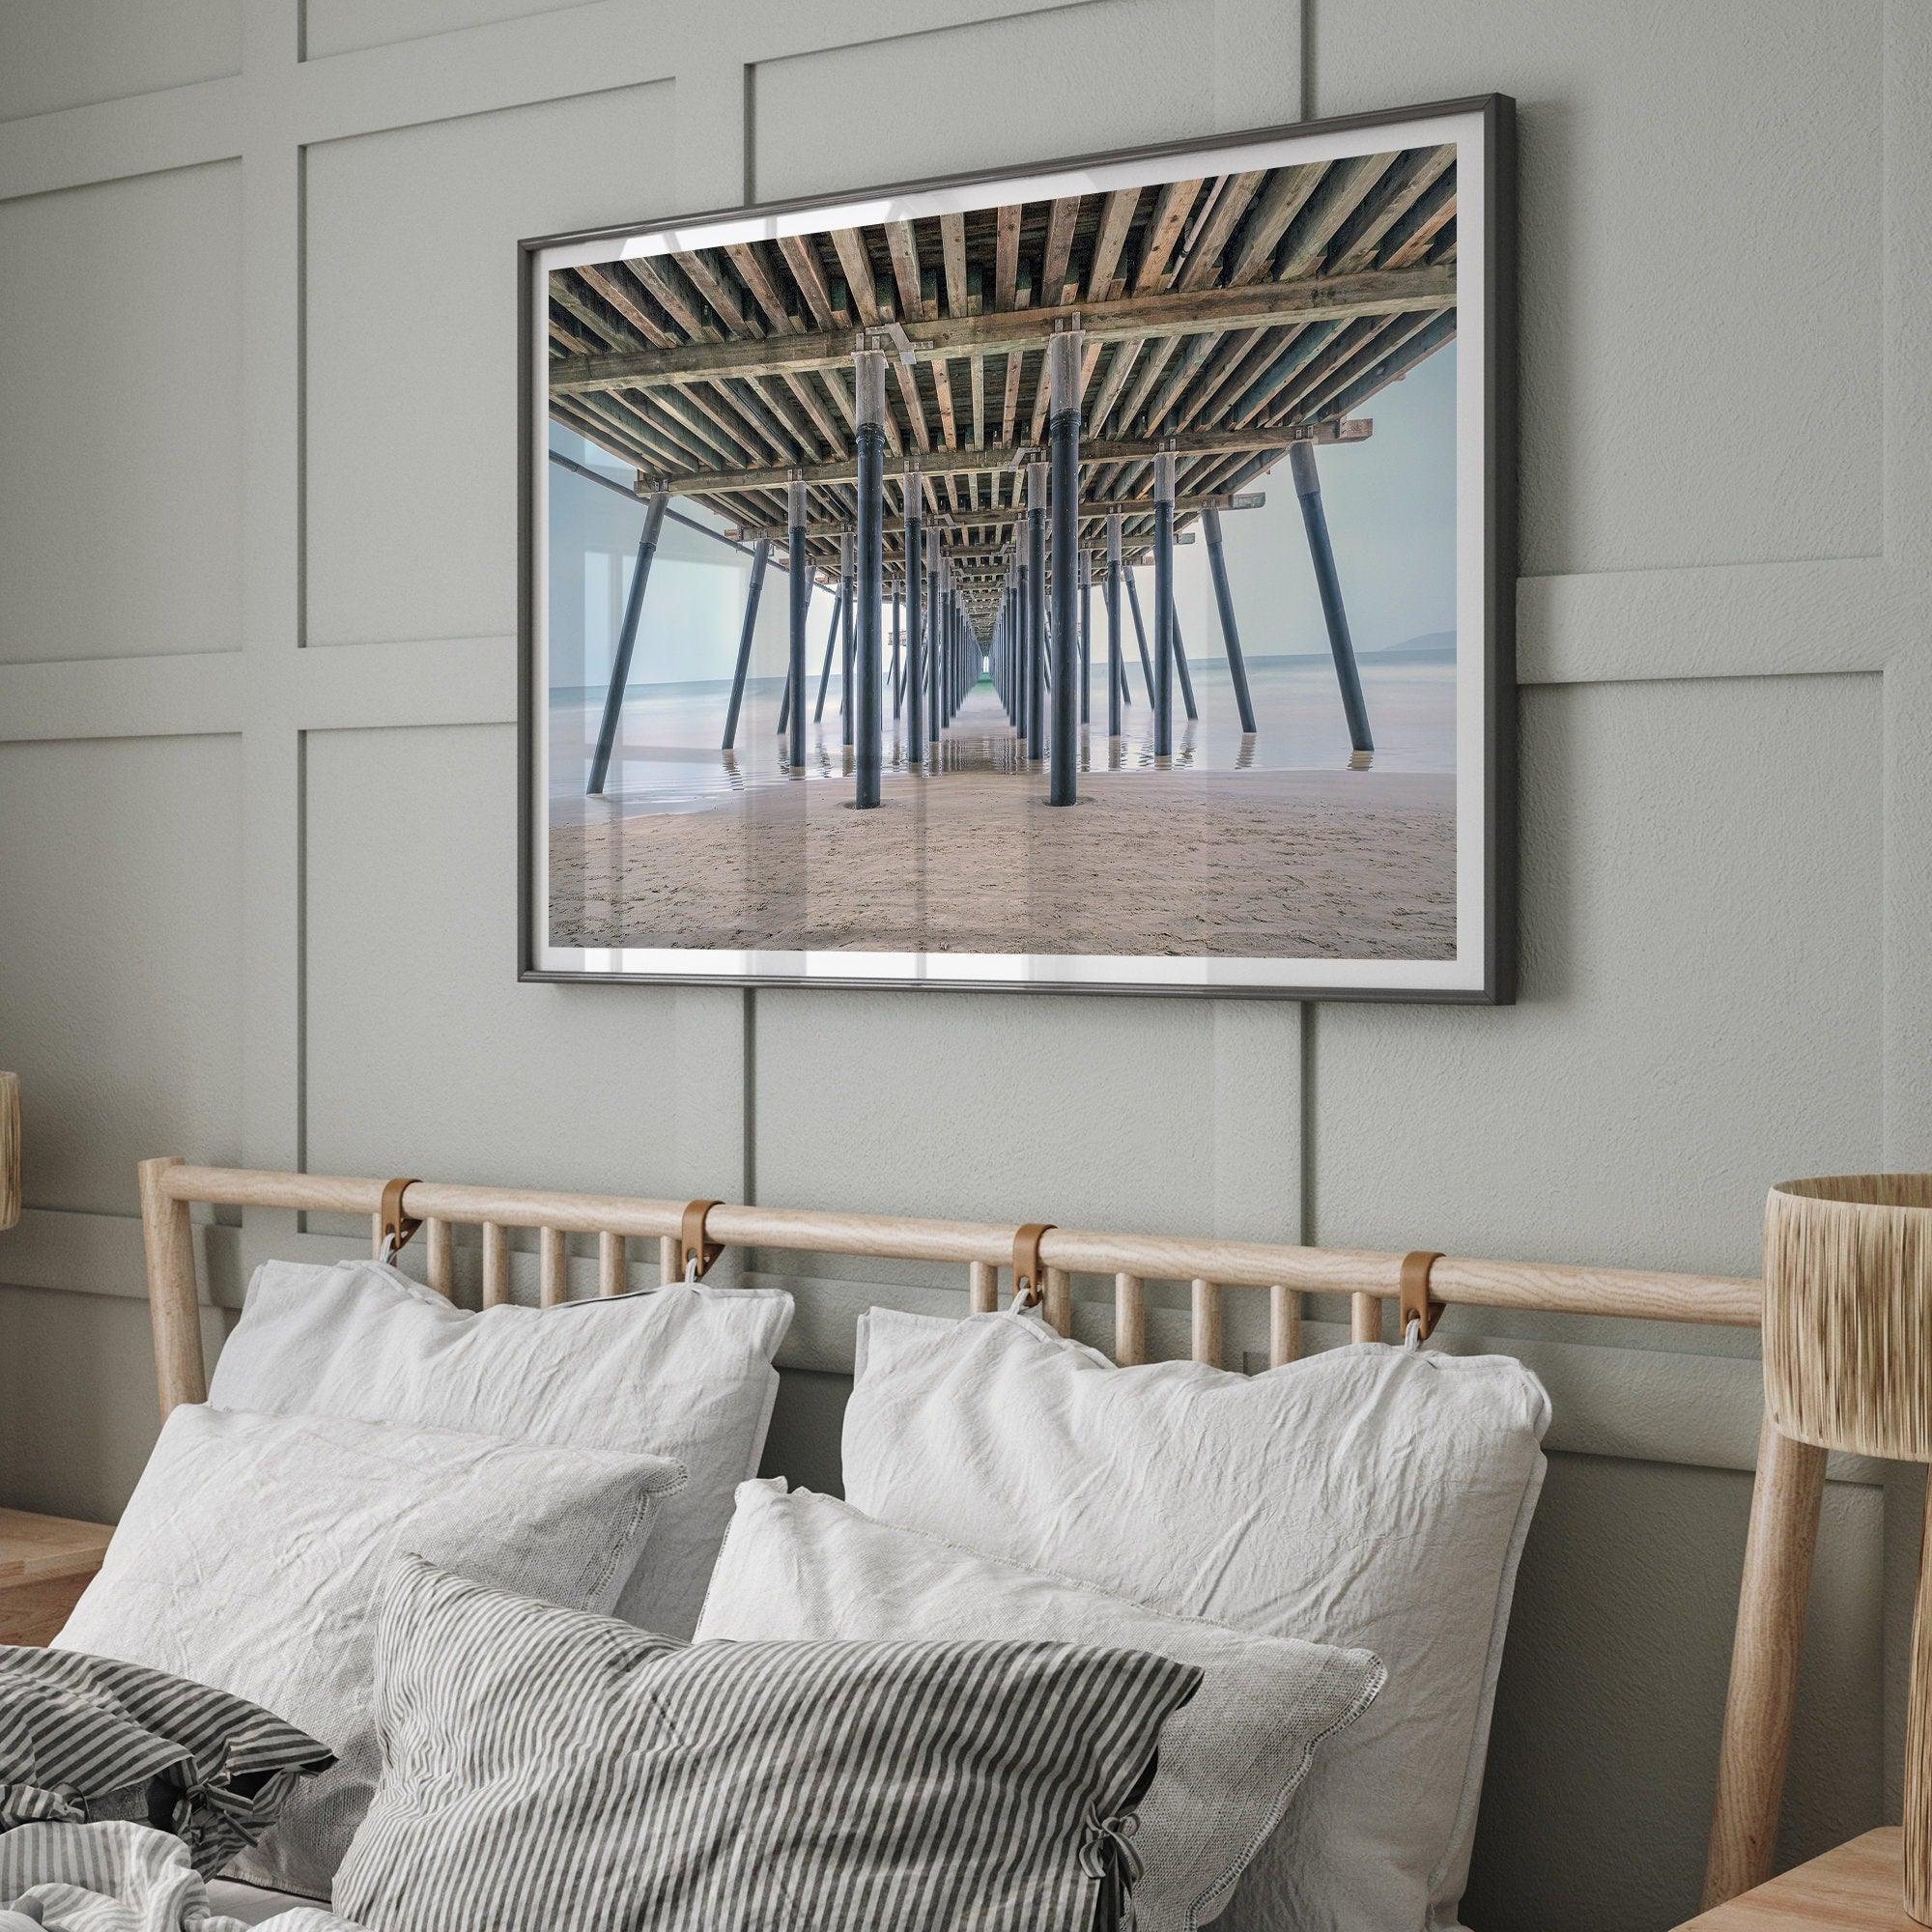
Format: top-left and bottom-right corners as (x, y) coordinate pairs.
(379, 1179), (422, 1261)
(1011, 1223), (1055, 1310)
(1400, 1249), (1444, 1343)
(681, 1200), (724, 1280)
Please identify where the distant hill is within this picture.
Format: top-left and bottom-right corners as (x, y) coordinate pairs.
(1248, 628), (1456, 668)
(1370, 629), (1455, 658)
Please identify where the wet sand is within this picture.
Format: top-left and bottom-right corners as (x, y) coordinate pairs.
(549, 679), (1455, 959)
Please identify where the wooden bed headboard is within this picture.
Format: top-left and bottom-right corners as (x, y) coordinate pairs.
(136, 1152), (1818, 1913)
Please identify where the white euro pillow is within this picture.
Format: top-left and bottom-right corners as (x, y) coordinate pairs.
(207, 1256), (793, 1639)
(696, 1478), (1386, 1932)
(55, 1405), (684, 1903)
(841, 1308), (1550, 1932)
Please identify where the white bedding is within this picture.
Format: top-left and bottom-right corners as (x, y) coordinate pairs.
(0, 1824), (361, 1931)
(201, 1880), (328, 1928)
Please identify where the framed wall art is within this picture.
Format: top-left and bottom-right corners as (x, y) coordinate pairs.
(520, 94), (1515, 999)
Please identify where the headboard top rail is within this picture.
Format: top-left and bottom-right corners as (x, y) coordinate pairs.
(149, 1159), (1760, 1325)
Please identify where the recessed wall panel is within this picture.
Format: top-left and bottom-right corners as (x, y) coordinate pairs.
(304, 0), (596, 60)
(0, 163), (242, 664)
(751, 0), (1225, 199)
(0, 734), (243, 1215)
(1311, 0), (1882, 576)
(303, 81), (672, 649)
(0, 0), (240, 123)
(303, 723), (707, 1193)
(753, 988), (1259, 1237)
(1311, 674), (1884, 1275)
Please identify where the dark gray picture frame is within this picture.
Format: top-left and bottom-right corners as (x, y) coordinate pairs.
(519, 93), (1515, 1001)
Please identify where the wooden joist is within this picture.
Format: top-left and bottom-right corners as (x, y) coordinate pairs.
(545, 141), (1459, 642)
(548, 265), (1455, 396)
(727, 490), (1264, 541)
(623, 420), (1369, 497)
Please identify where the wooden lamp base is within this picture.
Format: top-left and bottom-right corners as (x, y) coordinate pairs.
(1906, 1483), (1932, 1925)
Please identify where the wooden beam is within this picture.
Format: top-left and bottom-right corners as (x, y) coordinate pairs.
(675, 249), (755, 335)
(940, 213), (968, 315)
(781, 369), (845, 458)
(933, 358), (958, 449)
(1175, 170), (1265, 290)
(1225, 163), (1323, 286)
(1113, 336), (1181, 433)
(1321, 309), (1458, 418)
(1087, 188), (1140, 302)
(885, 220), (926, 322)
(1000, 350), (1023, 445)
(1132, 179), (1202, 293)
(1275, 152), (1397, 280)
(1329, 144), (1454, 274)
(728, 490), (1264, 540)
(893, 358), (929, 454)
(620, 418), (1370, 497)
(723, 241), (800, 333)
(1086, 337), (1147, 434)
(830, 227), (883, 324)
(570, 264), (676, 347)
(777, 233), (838, 327)
(994, 205), (1021, 311)
(1378, 172), (1457, 268)
(795, 532), (1192, 571)
(629, 256), (715, 342)
(549, 265), (1454, 395)
(1041, 196), (1079, 306)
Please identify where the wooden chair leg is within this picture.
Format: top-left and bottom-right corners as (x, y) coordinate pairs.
(1702, 1415), (1829, 1907)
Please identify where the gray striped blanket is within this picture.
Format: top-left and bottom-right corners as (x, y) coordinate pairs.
(0, 1822), (363, 1932)
(0, 1648), (332, 1880)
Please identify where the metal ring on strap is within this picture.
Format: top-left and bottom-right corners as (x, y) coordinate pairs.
(681, 1199), (724, 1280)
(1011, 1223), (1055, 1310)
(379, 1179), (422, 1260)
(1400, 1249), (1445, 1343)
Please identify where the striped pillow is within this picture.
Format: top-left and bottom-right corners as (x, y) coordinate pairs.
(336, 1555), (1203, 1932)
(0, 1646), (333, 1877)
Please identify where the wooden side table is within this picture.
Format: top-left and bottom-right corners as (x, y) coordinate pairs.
(1675, 1830), (1915, 1929)
(0, 1507), (112, 1645)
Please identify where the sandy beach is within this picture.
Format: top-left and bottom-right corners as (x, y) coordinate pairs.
(549, 679), (1455, 959)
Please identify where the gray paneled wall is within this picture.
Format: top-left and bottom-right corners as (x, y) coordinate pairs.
(1, 4), (1925, 1926)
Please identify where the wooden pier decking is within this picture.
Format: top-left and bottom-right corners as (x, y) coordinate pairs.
(546, 142), (1455, 609)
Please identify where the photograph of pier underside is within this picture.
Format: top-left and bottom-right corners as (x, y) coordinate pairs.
(546, 139), (1460, 962)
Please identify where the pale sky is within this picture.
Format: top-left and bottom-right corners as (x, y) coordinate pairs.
(1192, 341), (1458, 660)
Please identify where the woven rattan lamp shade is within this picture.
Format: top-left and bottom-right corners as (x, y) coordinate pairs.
(1763, 1173), (1932, 1922)
(0, 1074), (17, 1232)
(1764, 1175), (1932, 1459)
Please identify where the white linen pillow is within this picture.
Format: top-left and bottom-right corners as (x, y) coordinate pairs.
(695, 1478), (1386, 1932)
(841, 1308), (1551, 1932)
(55, 1404), (683, 1903)
(207, 1256), (792, 1639)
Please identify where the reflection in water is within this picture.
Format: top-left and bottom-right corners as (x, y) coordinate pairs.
(550, 657), (1452, 820)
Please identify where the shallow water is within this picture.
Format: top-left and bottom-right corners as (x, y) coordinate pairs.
(548, 656), (1455, 825)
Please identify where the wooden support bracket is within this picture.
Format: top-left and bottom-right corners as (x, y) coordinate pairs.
(1400, 1249), (1444, 1342)
(379, 1179), (422, 1261)
(1012, 1222), (1055, 1310)
(680, 1199), (724, 1280)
